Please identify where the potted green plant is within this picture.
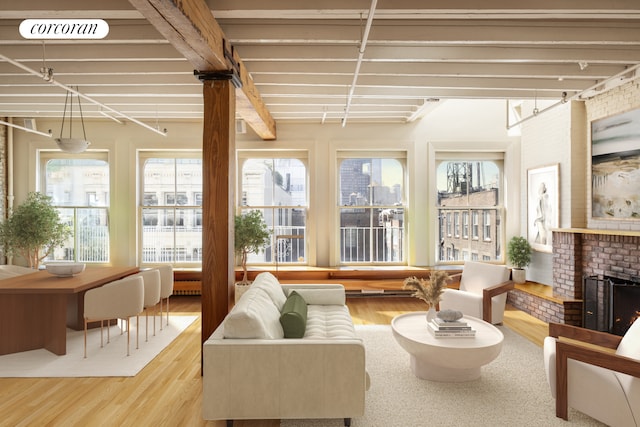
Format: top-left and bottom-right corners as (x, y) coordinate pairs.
(0, 192), (72, 269)
(234, 210), (271, 301)
(507, 236), (532, 284)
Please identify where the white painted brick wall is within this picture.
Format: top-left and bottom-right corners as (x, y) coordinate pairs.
(521, 101), (573, 229)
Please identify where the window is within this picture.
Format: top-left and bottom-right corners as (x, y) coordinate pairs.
(436, 157), (504, 263)
(338, 155), (406, 264)
(483, 210), (492, 241)
(239, 157), (307, 265)
(454, 212), (460, 237)
(41, 154), (110, 263)
(140, 156), (202, 265)
(462, 212), (469, 238)
(472, 211), (479, 239)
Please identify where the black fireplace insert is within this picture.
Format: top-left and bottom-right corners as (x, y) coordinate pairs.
(583, 275), (640, 336)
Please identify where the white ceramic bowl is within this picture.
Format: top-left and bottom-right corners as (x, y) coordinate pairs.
(45, 262), (86, 277)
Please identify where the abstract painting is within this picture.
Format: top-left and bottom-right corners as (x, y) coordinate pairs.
(591, 108), (640, 219)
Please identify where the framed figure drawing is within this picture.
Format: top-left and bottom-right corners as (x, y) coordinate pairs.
(591, 107), (640, 219)
(527, 164), (559, 253)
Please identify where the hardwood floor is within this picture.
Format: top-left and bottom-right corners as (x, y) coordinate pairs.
(0, 296), (549, 427)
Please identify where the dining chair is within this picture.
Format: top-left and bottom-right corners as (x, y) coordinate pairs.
(131, 269), (162, 344)
(157, 265), (174, 329)
(83, 275), (144, 357)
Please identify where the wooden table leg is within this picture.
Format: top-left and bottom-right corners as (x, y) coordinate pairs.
(0, 293), (68, 355)
(42, 294), (69, 355)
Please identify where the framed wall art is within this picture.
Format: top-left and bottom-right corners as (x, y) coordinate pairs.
(527, 164), (559, 253)
(591, 107), (640, 220)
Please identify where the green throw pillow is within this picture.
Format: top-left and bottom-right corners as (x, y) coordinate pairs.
(279, 291), (308, 338)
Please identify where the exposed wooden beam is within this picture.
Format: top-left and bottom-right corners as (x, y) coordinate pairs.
(128, 0), (276, 140)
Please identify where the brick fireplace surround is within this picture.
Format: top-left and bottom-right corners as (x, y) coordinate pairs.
(507, 229), (640, 326)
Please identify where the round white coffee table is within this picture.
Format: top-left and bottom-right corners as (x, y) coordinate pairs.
(391, 312), (504, 382)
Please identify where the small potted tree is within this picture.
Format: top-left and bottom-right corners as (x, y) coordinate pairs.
(507, 236), (532, 284)
(234, 210), (271, 302)
(0, 192), (72, 269)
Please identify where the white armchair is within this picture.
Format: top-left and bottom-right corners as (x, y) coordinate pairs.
(157, 265), (174, 328)
(131, 269), (161, 343)
(83, 275), (144, 357)
(439, 261), (514, 324)
(543, 319), (640, 426)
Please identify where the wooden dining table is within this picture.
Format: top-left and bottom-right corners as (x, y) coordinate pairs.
(0, 265), (139, 356)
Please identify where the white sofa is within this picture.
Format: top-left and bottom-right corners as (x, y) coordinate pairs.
(203, 272), (368, 427)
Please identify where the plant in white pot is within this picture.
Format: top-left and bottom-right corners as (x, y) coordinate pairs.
(0, 192), (72, 269)
(507, 236), (532, 284)
(234, 210), (271, 302)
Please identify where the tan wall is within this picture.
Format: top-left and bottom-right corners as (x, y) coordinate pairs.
(5, 99), (522, 268)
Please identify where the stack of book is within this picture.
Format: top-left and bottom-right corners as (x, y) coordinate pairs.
(428, 317), (476, 338)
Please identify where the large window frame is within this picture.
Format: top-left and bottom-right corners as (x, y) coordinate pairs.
(435, 153), (505, 264)
(237, 152), (309, 267)
(337, 152), (407, 265)
(138, 152), (203, 267)
(39, 151), (110, 263)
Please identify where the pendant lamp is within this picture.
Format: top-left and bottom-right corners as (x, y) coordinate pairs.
(56, 89), (91, 153)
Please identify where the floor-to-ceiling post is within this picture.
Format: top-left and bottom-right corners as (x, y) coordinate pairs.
(201, 79), (235, 356)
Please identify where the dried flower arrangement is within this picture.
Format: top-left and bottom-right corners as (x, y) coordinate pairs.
(402, 271), (451, 308)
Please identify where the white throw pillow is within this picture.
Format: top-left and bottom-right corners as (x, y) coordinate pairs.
(223, 287), (284, 339)
(252, 272), (287, 311)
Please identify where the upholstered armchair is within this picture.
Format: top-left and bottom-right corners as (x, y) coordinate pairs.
(543, 320), (640, 427)
(439, 261), (514, 324)
(84, 275), (144, 357)
(157, 265), (174, 328)
(131, 269), (161, 343)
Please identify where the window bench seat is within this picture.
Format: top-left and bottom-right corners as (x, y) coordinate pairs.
(174, 267), (463, 295)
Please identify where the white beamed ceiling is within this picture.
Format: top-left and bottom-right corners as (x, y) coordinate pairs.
(1, 0), (639, 126)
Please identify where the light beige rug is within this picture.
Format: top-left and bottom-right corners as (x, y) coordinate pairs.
(281, 324), (605, 427)
(0, 315), (197, 377)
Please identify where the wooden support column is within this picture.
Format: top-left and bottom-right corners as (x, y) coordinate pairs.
(201, 79), (235, 351)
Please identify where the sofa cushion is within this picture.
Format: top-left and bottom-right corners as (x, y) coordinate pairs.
(305, 305), (357, 339)
(223, 287), (284, 339)
(288, 288), (346, 306)
(279, 291), (308, 338)
(252, 271), (287, 311)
